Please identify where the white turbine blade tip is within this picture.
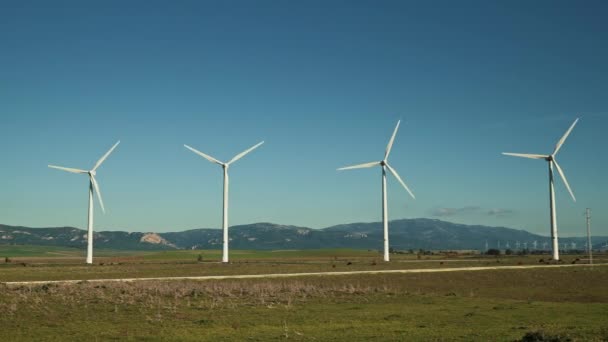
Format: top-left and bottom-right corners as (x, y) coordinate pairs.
(384, 120), (401, 160)
(385, 163), (415, 199)
(184, 144), (224, 165)
(228, 141), (264, 165)
(552, 160), (576, 202)
(502, 153), (548, 160)
(48, 165), (88, 174)
(553, 118), (579, 155)
(337, 161), (381, 170)
(90, 176), (106, 213)
(92, 140), (120, 171)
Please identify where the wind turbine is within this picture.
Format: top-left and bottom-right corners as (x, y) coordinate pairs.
(338, 120), (415, 262)
(184, 141), (264, 263)
(503, 118), (578, 261)
(49, 141), (120, 264)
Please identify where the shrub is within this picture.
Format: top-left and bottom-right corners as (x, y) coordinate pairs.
(486, 248), (500, 256)
(519, 330), (571, 341)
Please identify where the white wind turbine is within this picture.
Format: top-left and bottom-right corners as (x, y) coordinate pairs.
(184, 141), (264, 263)
(338, 120), (415, 262)
(49, 141), (120, 264)
(503, 118), (579, 261)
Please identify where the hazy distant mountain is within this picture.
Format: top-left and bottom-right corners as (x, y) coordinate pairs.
(0, 219), (606, 251)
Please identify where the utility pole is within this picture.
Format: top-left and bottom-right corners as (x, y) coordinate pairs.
(586, 208), (593, 265)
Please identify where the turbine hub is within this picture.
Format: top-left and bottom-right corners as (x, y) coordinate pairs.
(89, 170), (96, 176)
(380, 160), (386, 166)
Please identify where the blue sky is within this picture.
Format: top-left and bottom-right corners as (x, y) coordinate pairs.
(1, 1), (606, 236)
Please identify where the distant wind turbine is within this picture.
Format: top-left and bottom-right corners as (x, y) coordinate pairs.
(503, 118), (579, 261)
(49, 141), (120, 264)
(184, 141), (264, 263)
(338, 120), (415, 262)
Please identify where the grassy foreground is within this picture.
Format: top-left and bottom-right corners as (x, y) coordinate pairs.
(1, 266), (607, 341)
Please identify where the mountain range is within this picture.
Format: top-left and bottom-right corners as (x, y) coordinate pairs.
(1, 219), (606, 251)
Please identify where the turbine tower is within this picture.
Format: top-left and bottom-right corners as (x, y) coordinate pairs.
(586, 208), (592, 264)
(49, 141), (120, 264)
(338, 120), (415, 262)
(184, 141), (264, 263)
(503, 118), (578, 261)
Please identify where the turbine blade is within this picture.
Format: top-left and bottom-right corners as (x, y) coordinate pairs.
(384, 120), (401, 160)
(553, 118), (579, 155)
(48, 165), (88, 174)
(385, 163), (415, 199)
(552, 159), (576, 202)
(184, 145), (224, 165)
(92, 141), (120, 171)
(502, 153), (548, 160)
(337, 161), (381, 170)
(228, 141), (264, 165)
(90, 175), (105, 213)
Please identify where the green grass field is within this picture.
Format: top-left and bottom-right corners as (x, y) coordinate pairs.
(0, 246), (606, 341)
(1, 267), (607, 341)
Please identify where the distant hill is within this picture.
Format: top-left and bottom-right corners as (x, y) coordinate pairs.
(0, 219), (606, 251)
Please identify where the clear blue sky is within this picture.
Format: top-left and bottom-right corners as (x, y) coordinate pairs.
(1, 1), (606, 236)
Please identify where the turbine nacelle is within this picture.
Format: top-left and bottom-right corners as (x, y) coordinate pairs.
(48, 140), (120, 215)
(184, 141), (264, 169)
(337, 120), (415, 200)
(502, 118), (578, 203)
